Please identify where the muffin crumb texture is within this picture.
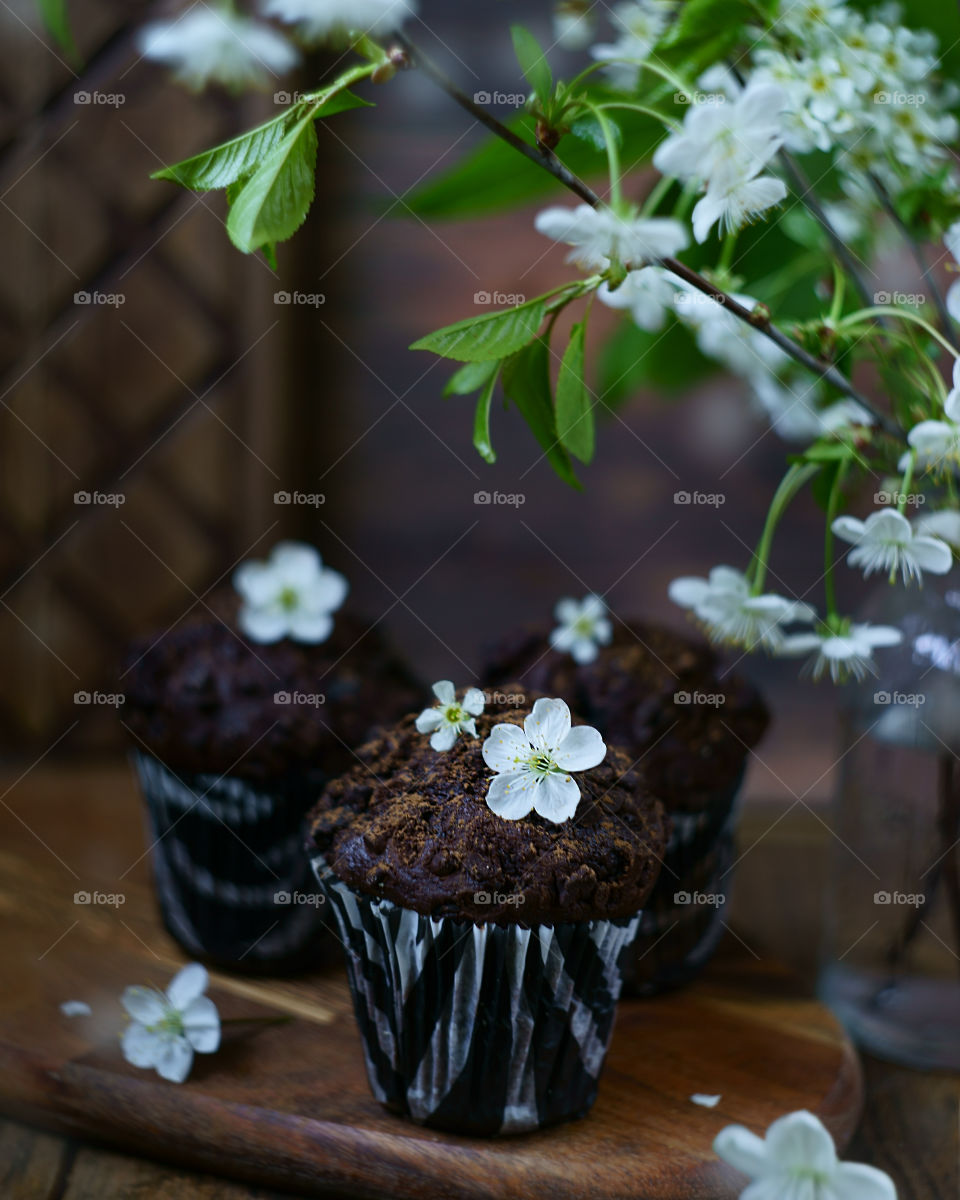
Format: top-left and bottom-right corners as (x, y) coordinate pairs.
(308, 705), (668, 925)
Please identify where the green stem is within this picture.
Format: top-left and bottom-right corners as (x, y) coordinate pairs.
(585, 103), (622, 208)
(590, 100), (681, 133)
(750, 462), (820, 594)
(824, 456), (852, 620)
(718, 230), (738, 275)
(840, 306), (960, 360)
(899, 451), (916, 516)
(829, 261), (846, 324)
(641, 174), (674, 218)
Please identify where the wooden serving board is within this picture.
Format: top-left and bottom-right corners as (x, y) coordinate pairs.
(0, 766), (864, 1199)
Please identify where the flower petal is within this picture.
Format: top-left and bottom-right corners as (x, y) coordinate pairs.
(570, 637), (600, 664)
(826, 1163), (898, 1200)
(270, 541), (322, 586)
(154, 1035), (194, 1084)
(765, 1110), (837, 1175)
(166, 963), (209, 1011)
(524, 697), (571, 752)
(432, 680), (455, 706)
(181, 996), (221, 1054)
(121, 986), (167, 1025)
(534, 773), (581, 823)
(910, 535), (953, 574)
(554, 597), (581, 624)
(415, 708), (443, 733)
(482, 723), (528, 773)
(831, 515), (867, 545)
(237, 606), (289, 644)
(462, 687), (486, 716)
(713, 1124), (769, 1178)
(430, 724), (458, 752)
(232, 561), (276, 606)
(286, 610), (334, 644)
(948, 277), (960, 324)
(486, 771), (536, 820)
(122, 1022), (161, 1069)
(668, 576), (710, 609)
(554, 725), (606, 772)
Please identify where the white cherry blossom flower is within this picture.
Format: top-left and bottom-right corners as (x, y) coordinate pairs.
(262, 0), (417, 42)
(674, 289), (789, 382)
(692, 165), (787, 243)
(415, 680), (485, 751)
(482, 698), (606, 824)
(901, 419), (960, 474)
(653, 80), (786, 195)
(669, 565), (815, 651)
(553, 1), (595, 50)
(140, 6), (298, 91)
(61, 1000), (92, 1017)
(597, 266), (678, 331)
(121, 964), (220, 1084)
(715, 1109), (896, 1200)
(832, 509), (953, 584)
(752, 373), (874, 443)
(233, 541), (348, 644)
(779, 623), (903, 682)
(533, 204), (688, 272)
(589, 1), (674, 89)
(550, 594), (613, 663)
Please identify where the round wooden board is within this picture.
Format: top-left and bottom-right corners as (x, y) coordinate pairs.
(3, 950), (862, 1200)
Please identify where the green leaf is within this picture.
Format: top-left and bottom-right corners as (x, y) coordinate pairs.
(473, 368), (500, 463)
(226, 117), (318, 254)
(153, 91), (367, 191)
(569, 113), (622, 152)
(262, 242), (278, 271)
(444, 360), (499, 396)
(36, 0), (76, 57)
(511, 25), (552, 106)
(502, 340), (580, 488)
(411, 297), (547, 363)
(555, 322), (594, 463)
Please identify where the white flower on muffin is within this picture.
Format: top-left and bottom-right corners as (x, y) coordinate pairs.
(550, 593), (613, 663)
(482, 697), (606, 824)
(121, 963), (220, 1084)
(714, 1109), (896, 1200)
(416, 680), (485, 751)
(233, 541), (348, 644)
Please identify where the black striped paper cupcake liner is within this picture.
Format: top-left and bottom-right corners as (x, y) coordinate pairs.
(133, 751), (333, 972)
(310, 854), (641, 1136)
(621, 830), (735, 996)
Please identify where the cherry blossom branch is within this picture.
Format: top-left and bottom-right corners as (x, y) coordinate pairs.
(398, 35), (901, 438)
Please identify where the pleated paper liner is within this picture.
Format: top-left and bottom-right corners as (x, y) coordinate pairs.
(133, 751), (336, 973)
(310, 854), (641, 1137)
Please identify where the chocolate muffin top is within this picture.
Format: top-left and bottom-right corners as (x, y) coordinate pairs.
(482, 620), (769, 812)
(307, 698), (668, 926)
(122, 589), (420, 784)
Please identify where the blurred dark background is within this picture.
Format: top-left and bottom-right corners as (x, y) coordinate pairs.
(0, 0), (860, 802)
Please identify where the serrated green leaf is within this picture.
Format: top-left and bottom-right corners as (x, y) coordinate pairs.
(226, 117), (318, 254)
(473, 368), (500, 463)
(555, 322), (594, 463)
(153, 91), (367, 191)
(263, 242), (278, 270)
(37, 0), (76, 57)
(511, 24), (552, 106)
(502, 340), (580, 488)
(411, 297), (546, 363)
(443, 360), (499, 397)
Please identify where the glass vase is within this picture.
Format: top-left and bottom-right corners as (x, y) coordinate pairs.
(819, 579), (960, 1070)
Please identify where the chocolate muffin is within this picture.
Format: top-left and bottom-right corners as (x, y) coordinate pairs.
(481, 611), (768, 994)
(122, 544), (420, 973)
(307, 691), (667, 1135)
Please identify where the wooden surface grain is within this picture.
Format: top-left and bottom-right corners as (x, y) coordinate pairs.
(0, 764), (955, 1198)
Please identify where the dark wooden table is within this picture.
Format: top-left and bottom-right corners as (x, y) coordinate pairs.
(0, 765), (955, 1199)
